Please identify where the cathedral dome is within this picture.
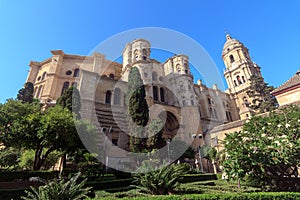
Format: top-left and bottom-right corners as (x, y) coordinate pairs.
(222, 34), (244, 56)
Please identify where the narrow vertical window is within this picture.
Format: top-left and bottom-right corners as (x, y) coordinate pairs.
(160, 87), (165, 102)
(229, 55), (234, 63)
(153, 86), (158, 101)
(113, 88), (121, 105)
(242, 76), (246, 83)
(74, 68), (80, 77)
(41, 72), (47, 80)
(105, 90), (112, 104)
(61, 81), (69, 95)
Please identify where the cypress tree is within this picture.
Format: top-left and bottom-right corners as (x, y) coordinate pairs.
(57, 86), (81, 119)
(246, 75), (278, 113)
(126, 67), (149, 152)
(17, 82), (34, 103)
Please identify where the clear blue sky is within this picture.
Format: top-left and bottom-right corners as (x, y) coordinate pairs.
(0, 0), (300, 103)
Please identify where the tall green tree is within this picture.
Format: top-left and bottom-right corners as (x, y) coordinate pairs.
(221, 105), (300, 191)
(246, 75), (278, 113)
(57, 86), (81, 119)
(126, 67), (149, 152)
(17, 82), (34, 103)
(126, 67), (149, 126)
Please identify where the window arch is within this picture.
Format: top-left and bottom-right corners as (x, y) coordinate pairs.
(61, 81), (70, 95)
(41, 72), (47, 80)
(152, 72), (158, 81)
(113, 88), (121, 105)
(160, 87), (165, 102)
(105, 90), (112, 104)
(153, 86), (158, 101)
(229, 55), (235, 63)
(242, 76), (246, 83)
(237, 76), (242, 85)
(234, 80), (237, 86)
(73, 68), (80, 77)
(109, 74), (115, 79)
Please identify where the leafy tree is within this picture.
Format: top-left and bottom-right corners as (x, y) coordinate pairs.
(246, 75), (278, 113)
(57, 86), (81, 119)
(17, 82), (34, 103)
(126, 67), (149, 152)
(134, 162), (189, 195)
(0, 147), (20, 170)
(0, 100), (95, 170)
(221, 105), (300, 191)
(22, 172), (92, 200)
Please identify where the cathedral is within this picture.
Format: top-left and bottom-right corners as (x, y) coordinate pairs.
(25, 34), (272, 161)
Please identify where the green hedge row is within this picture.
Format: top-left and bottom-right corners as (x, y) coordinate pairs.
(86, 178), (133, 191)
(0, 188), (27, 200)
(179, 174), (217, 183)
(0, 171), (59, 182)
(95, 192), (300, 200)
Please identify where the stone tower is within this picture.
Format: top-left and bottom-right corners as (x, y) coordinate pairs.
(222, 33), (262, 119)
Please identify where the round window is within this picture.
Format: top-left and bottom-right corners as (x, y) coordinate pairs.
(159, 76), (164, 82)
(66, 70), (72, 76)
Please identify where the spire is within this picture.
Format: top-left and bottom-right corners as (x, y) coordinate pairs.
(226, 33), (232, 41)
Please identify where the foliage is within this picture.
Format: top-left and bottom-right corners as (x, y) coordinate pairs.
(0, 171), (59, 182)
(126, 67), (149, 152)
(146, 118), (166, 150)
(22, 172), (92, 200)
(57, 86), (81, 119)
(0, 100), (95, 170)
(246, 75), (278, 113)
(19, 150), (35, 170)
(134, 162), (189, 195)
(17, 82), (34, 103)
(169, 139), (195, 161)
(0, 147), (20, 170)
(126, 67), (149, 126)
(221, 105), (300, 191)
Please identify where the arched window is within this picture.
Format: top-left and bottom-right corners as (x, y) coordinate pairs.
(105, 90), (112, 104)
(152, 72), (158, 81)
(242, 76), (246, 83)
(113, 88), (121, 105)
(74, 68), (80, 77)
(109, 74), (115, 79)
(229, 55), (235, 63)
(160, 87), (165, 102)
(41, 72), (47, 80)
(237, 76), (242, 85)
(234, 80), (237, 86)
(243, 96), (249, 107)
(61, 81), (69, 95)
(176, 64), (181, 72)
(153, 86), (158, 101)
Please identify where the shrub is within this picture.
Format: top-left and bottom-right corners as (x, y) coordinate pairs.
(0, 171), (59, 182)
(21, 172), (92, 200)
(134, 163), (189, 195)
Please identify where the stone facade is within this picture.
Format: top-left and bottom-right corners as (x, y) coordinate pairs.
(25, 34), (270, 153)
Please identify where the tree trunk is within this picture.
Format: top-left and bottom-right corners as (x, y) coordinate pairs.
(34, 146), (43, 170)
(237, 178), (241, 189)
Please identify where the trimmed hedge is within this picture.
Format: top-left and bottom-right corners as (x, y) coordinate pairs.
(86, 178), (133, 191)
(94, 192), (300, 200)
(0, 188), (27, 200)
(180, 174), (217, 183)
(0, 171), (59, 182)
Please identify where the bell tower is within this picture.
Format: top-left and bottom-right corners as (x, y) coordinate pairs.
(222, 33), (262, 119)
